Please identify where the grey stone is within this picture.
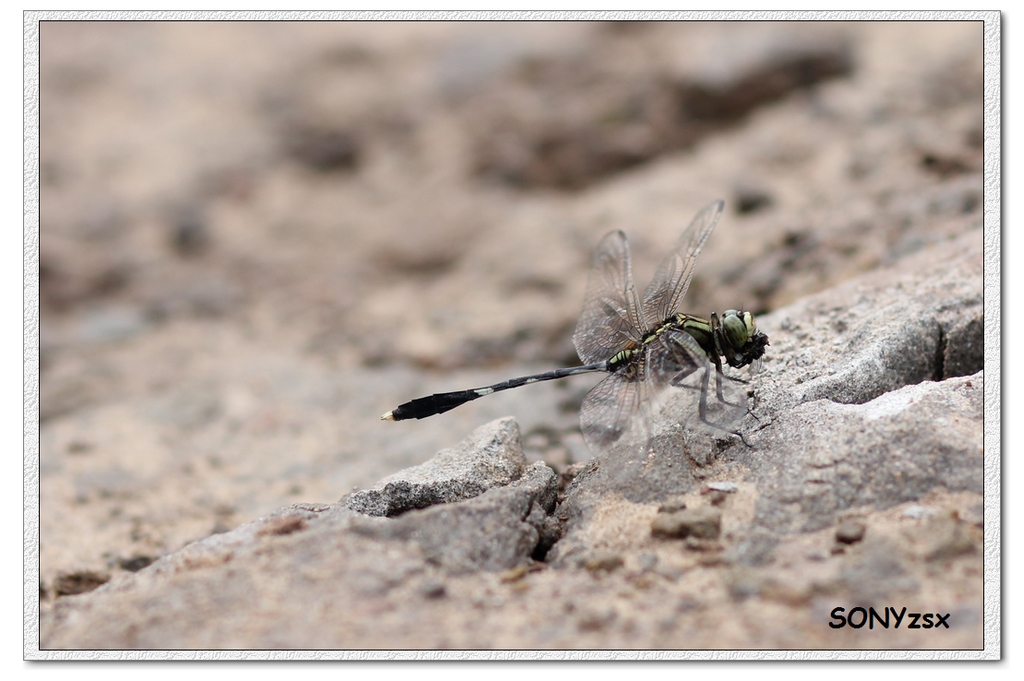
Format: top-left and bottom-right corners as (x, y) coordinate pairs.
(347, 417), (527, 517)
(582, 550), (625, 573)
(835, 518), (867, 545)
(547, 228), (982, 574)
(40, 461), (559, 647)
(741, 373), (982, 535)
(651, 507), (722, 540)
(356, 461), (558, 573)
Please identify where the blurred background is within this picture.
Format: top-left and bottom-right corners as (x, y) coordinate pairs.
(36, 21), (983, 599)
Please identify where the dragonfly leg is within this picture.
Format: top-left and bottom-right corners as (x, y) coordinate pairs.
(670, 359), (746, 411)
(710, 356), (748, 410)
(697, 364), (753, 447)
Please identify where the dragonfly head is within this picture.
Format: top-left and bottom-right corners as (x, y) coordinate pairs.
(718, 309), (770, 369)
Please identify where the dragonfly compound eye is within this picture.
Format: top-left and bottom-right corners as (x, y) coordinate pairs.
(720, 310), (751, 350)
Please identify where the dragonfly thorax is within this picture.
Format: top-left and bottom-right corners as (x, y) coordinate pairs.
(602, 310), (766, 377)
(607, 315), (713, 373)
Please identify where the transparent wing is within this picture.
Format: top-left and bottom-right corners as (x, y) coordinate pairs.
(573, 230), (647, 365)
(642, 330), (705, 393)
(641, 200), (725, 325)
(579, 366), (657, 457)
(579, 328), (750, 456)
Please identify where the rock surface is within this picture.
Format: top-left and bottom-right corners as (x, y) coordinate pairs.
(34, 20), (989, 653)
(40, 244), (985, 648)
(347, 417), (529, 517)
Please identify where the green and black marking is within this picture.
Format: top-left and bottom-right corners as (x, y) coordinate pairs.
(382, 200), (769, 453)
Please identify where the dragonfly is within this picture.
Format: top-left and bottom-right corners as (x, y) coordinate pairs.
(381, 200), (769, 453)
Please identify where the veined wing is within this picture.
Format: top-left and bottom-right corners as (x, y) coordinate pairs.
(579, 364), (656, 456)
(641, 200), (725, 326)
(573, 230), (647, 365)
(579, 327), (748, 457)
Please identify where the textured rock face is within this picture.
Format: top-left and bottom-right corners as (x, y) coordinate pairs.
(347, 417), (530, 517)
(34, 21), (989, 654)
(41, 237), (984, 649)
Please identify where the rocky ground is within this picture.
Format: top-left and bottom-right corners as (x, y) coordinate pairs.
(34, 20), (987, 653)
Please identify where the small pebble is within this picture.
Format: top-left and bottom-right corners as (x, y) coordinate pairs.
(835, 518), (866, 544)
